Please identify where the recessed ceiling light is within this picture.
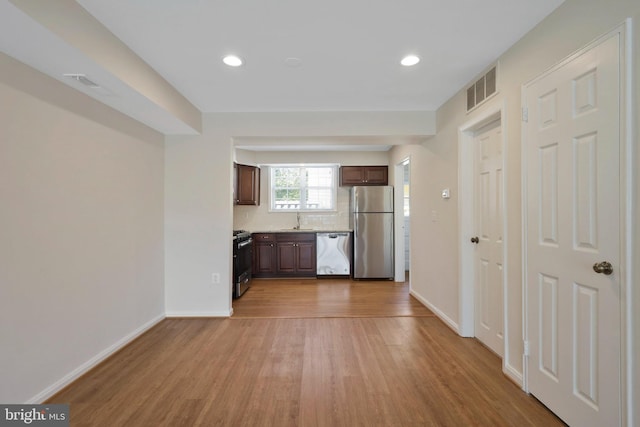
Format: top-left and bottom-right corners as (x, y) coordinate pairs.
(401, 55), (420, 66)
(284, 57), (302, 68)
(223, 55), (243, 67)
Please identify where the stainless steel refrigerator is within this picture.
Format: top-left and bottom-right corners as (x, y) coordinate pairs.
(350, 186), (394, 279)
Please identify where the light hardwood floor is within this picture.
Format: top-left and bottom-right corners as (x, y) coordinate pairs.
(48, 278), (565, 426)
(232, 278), (435, 318)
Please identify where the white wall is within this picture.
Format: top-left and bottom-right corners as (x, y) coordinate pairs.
(389, 142), (461, 326)
(392, 0), (639, 420)
(164, 118), (234, 317)
(233, 150), (390, 232)
(0, 53), (165, 403)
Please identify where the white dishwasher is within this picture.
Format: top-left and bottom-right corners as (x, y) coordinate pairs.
(316, 232), (352, 276)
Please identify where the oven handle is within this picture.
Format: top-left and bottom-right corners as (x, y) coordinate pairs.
(238, 239), (253, 248)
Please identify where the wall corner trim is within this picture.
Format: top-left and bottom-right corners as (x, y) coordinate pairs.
(28, 313), (166, 404)
(410, 290), (460, 335)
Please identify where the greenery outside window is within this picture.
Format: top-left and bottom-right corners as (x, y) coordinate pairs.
(269, 165), (338, 211)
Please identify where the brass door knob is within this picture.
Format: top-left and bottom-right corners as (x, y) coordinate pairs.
(593, 261), (613, 275)
(470, 236), (479, 244)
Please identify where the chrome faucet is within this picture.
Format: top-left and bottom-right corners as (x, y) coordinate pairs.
(294, 212), (301, 229)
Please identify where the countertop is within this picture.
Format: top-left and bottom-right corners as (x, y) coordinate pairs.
(251, 229), (352, 234)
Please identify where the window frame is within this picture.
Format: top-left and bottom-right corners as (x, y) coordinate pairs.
(267, 164), (339, 212)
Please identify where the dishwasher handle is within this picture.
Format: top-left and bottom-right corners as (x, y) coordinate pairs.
(323, 233), (350, 239)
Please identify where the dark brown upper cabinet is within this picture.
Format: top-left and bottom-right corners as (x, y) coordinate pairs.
(339, 166), (388, 186)
(234, 163), (260, 205)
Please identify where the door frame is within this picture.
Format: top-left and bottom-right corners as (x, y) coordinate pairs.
(457, 101), (512, 377)
(520, 21), (634, 424)
(394, 156), (411, 283)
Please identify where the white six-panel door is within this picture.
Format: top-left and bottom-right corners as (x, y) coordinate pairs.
(524, 34), (621, 426)
(473, 120), (504, 357)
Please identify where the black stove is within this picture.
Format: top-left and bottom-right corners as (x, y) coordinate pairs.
(233, 229), (251, 241)
(232, 230), (252, 298)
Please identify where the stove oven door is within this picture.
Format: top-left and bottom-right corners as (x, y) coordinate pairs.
(233, 237), (252, 298)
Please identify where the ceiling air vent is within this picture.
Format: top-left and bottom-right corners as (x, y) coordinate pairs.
(466, 65), (497, 112)
(63, 74), (112, 96)
(64, 74), (99, 87)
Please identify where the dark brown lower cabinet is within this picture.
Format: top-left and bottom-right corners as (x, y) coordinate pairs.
(253, 232), (316, 278)
(294, 241), (316, 274)
(276, 239), (316, 275)
(252, 233), (277, 276)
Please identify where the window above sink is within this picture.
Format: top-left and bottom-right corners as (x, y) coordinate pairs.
(268, 164), (338, 212)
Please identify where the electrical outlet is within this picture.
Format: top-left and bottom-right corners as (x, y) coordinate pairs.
(211, 273), (220, 284)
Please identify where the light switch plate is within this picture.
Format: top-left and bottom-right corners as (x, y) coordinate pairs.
(441, 188), (450, 199)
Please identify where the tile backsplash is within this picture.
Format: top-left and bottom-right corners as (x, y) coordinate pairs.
(234, 187), (351, 232)
(233, 149), (390, 232)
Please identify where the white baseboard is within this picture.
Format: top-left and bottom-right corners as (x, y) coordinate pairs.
(165, 310), (231, 318)
(410, 289), (460, 334)
(29, 313), (165, 404)
(504, 363), (524, 388)
(410, 289), (524, 388)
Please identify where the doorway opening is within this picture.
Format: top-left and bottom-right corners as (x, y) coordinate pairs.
(394, 157), (411, 283)
(402, 159), (410, 283)
(471, 118), (503, 358)
(458, 102), (513, 381)
(521, 28), (630, 426)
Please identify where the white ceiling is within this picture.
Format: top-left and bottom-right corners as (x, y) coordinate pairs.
(0, 0), (564, 136)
